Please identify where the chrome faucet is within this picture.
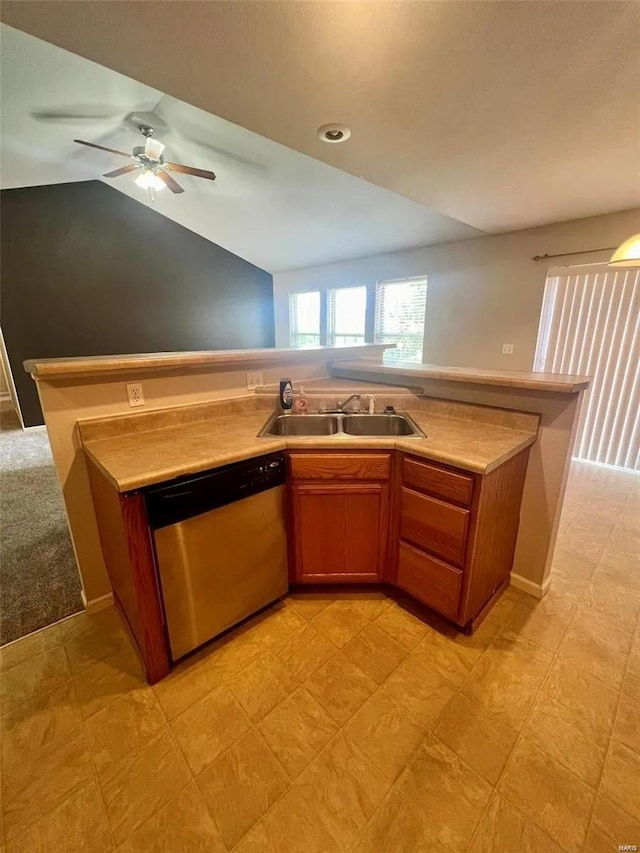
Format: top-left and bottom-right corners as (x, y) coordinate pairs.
(337, 394), (362, 413)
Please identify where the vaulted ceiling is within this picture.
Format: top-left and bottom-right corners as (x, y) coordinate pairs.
(2, 0), (638, 236)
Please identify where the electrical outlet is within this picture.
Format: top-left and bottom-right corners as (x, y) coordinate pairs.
(502, 344), (514, 355)
(126, 382), (145, 407)
(246, 371), (264, 390)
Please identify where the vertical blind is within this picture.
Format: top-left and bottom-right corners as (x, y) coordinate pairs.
(534, 265), (640, 470)
(374, 278), (428, 363)
(289, 291), (321, 347)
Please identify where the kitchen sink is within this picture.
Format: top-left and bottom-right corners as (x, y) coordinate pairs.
(258, 412), (425, 439)
(342, 414), (421, 436)
(260, 414), (340, 436)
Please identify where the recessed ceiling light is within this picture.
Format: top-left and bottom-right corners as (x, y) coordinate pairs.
(317, 123), (351, 143)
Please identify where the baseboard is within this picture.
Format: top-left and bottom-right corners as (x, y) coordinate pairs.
(509, 571), (551, 600)
(81, 590), (114, 615)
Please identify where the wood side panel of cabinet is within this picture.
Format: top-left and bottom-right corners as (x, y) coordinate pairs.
(458, 448), (530, 624)
(87, 460), (170, 683)
(399, 487), (469, 566)
(292, 483), (389, 582)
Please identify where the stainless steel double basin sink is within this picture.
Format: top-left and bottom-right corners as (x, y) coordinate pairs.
(258, 412), (426, 439)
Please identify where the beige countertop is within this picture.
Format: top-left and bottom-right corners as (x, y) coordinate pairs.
(330, 360), (591, 393)
(23, 344), (390, 379)
(82, 406), (537, 492)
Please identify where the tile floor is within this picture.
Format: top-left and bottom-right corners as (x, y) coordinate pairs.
(0, 459), (638, 852)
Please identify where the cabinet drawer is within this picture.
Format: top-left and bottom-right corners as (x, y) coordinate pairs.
(290, 453), (391, 482)
(403, 457), (473, 507)
(400, 487), (469, 566)
(397, 541), (462, 620)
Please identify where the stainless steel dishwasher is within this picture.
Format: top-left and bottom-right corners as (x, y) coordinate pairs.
(145, 453), (288, 661)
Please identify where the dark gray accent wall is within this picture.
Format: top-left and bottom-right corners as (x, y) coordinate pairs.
(1, 181), (275, 426)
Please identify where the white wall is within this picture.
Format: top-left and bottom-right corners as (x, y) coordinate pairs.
(274, 209), (640, 372)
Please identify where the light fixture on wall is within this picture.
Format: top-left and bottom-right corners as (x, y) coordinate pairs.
(609, 234), (640, 267)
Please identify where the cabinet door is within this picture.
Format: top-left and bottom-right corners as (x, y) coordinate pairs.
(292, 484), (389, 582)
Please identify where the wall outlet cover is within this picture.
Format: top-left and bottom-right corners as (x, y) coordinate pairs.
(126, 382), (145, 407)
(246, 371), (264, 390)
(502, 344), (514, 355)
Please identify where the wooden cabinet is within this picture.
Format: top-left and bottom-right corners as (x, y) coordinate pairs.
(393, 451), (530, 631)
(289, 451), (391, 583)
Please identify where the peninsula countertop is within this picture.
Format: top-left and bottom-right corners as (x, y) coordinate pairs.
(81, 404), (538, 492)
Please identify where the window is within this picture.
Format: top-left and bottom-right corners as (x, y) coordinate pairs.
(289, 291), (321, 347)
(374, 278), (428, 363)
(327, 285), (367, 346)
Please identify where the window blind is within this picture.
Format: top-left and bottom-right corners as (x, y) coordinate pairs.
(327, 286), (367, 346)
(289, 291), (321, 347)
(374, 278), (428, 363)
(534, 265), (640, 471)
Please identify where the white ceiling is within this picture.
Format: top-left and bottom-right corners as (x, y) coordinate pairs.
(0, 25), (482, 273)
(1, 1), (638, 235)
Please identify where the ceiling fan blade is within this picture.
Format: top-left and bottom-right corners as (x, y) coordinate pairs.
(158, 170), (185, 194)
(145, 137), (165, 160)
(74, 139), (131, 157)
(32, 105), (121, 122)
(103, 164), (140, 178)
(165, 162), (216, 181)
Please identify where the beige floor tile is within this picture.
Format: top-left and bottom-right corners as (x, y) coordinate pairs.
(310, 600), (369, 648)
(374, 603), (430, 651)
(233, 794), (340, 853)
(73, 647), (145, 719)
(305, 652), (377, 724)
(4, 781), (112, 853)
(580, 584), (640, 636)
(462, 633), (553, 730)
(152, 654), (221, 721)
(63, 609), (131, 675)
(434, 693), (518, 785)
(542, 657), (619, 735)
(523, 692), (608, 787)
(170, 683), (251, 775)
(196, 730), (289, 849)
(591, 558), (640, 602)
(227, 651), (298, 721)
(86, 686), (167, 777)
(384, 652), (456, 728)
(622, 671), (640, 701)
(343, 688), (426, 782)
(411, 618), (499, 687)
(629, 630), (640, 678)
(208, 627), (266, 680)
(0, 646), (71, 716)
(608, 525), (640, 557)
(600, 740), (640, 822)
(613, 689), (640, 755)
(571, 605), (633, 655)
(353, 789), (452, 853)
(272, 623), (337, 683)
(349, 593), (393, 621)
(1, 730), (93, 841)
(587, 794), (640, 853)
(117, 783), (225, 853)
(0, 623), (62, 672)
(502, 600), (572, 653)
(241, 602), (307, 650)
(469, 792), (564, 853)
(396, 733), (492, 850)
(551, 547), (598, 582)
(100, 730), (191, 845)
(285, 591), (333, 620)
(0, 681), (82, 770)
(258, 687), (338, 779)
(342, 622), (408, 683)
(498, 738), (596, 852)
(558, 625), (628, 689)
(288, 732), (389, 851)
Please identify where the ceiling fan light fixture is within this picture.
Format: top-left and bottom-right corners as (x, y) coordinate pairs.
(609, 234), (640, 267)
(144, 137), (166, 160)
(135, 169), (166, 191)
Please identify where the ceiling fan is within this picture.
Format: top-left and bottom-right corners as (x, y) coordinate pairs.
(73, 124), (216, 195)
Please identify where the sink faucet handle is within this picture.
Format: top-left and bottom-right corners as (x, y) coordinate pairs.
(366, 394), (376, 414)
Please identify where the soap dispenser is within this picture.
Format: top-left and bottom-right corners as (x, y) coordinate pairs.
(279, 379), (294, 413)
(293, 385), (309, 414)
